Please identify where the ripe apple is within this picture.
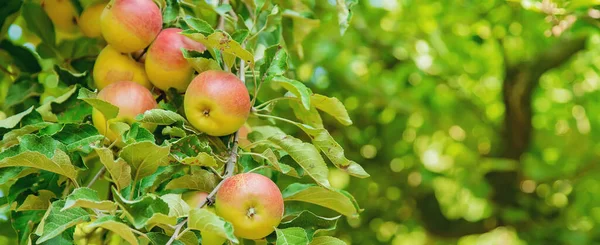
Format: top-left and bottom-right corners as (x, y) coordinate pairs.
(93, 45), (152, 90)
(145, 28), (206, 92)
(41, 0), (78, 33)
(78, 2), (106, 38)
(100, 0), (162, 53)
(92, 81), (157, 142)
(215, 173), (284, 240)
(182, 191), (227, 245)
(184, 71), (251, 136)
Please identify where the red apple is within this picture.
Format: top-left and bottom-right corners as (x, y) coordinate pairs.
(184, 71), (251, 136)
(100, 0), (162, 53)
(146, 28), (206, 92)
(92, 81), (157, 142)
(215, 173), (284, 240)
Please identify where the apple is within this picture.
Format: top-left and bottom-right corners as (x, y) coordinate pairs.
(145, 28), (206, 92)
(93, 45), (152, 90)
(78, 2), (106, 38)
(41, 0), (78, 33)
(184, 71), (251, 136)
(215, 173), (284, 240)
(92, 81), (157, 142)
(182, 191), (227, 245)
(100, 0), (162, 53)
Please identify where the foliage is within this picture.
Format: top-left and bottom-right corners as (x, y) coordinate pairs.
(0, 0), (365, 244)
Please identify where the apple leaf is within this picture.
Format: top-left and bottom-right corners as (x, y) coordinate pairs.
(183, 31), (255, 68)
(170, 135), (215, 166)
(138, 165), (184, 193)
(16, 190), (56, 211)
(94, 147), (131, 191)
(188, 208), (239, 244)
(51, 124), (104, 153)
(87, 216), (139, 245)
(1, 122), (52, 148)
(160, 194), (191, 218)
(162, 126), (187, 138)
(282, 183), (361, 217)
(112, 187), (172, 229)
(147, 232), (184, 245)
(35, 85), (78, 121)
(282, 10), (320, 59)
(109, 121), (130, 137)
(165, 169), (217, 192)
(288, 97), (323, 128)
(145, 213), (178, 230)
(336, 0), (358, 35)
(301, 127), (369, 178)
(275, 227), (309, 245)
(183, 17), (214, 35)
(252, 126), (330, 188)
(259, 148), (300, 178)
(77, 88), (119, 120)
(35, 200), (90, 243)
(135, 109), (187, 125)
(21, 2), (55, 46)
(279, 210), (339, 240)
(119, 141), (170, 184)
(62, 187), (117, 211)
(122, 122), (155, 144)
(310, 94), (352, 126)
(0, 106), (34, 129)
(309, 236), (346, 245)
(181, 49), (221, 73)
(0, 149), (77, 184)
(271, 76), (312, 110)
(180, 152), (218, 167)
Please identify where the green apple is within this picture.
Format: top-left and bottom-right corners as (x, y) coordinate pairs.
(145, 28), (206, 92)
(184, 71), (251, 136)
(215, 173), (284, 240)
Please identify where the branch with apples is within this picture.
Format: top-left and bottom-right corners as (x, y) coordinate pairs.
(0, 0), (367, 244)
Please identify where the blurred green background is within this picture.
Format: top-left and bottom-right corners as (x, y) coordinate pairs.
(282, 0), (600, 244)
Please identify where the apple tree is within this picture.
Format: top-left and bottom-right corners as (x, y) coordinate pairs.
(0, 0), (367, 244)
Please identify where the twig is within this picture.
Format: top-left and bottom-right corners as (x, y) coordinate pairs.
(86, 166), (106, 188)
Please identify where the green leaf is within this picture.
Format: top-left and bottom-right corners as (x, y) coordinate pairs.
(309, 236), (346, 245)
(311, 94), (352, 126)
(282, 183), (361, 217)
(304, 127), (369, 178)
(136, 109), (188, 125)
(188, 208), (239, 243)
(4, 78), (43, 110)
(178, 152), (218, 167)
(162, 126), (187, 138)
(183, 17), (215, 35)
(138, 165), (183, 193)
(260, 46), (288, 81)
(336, 0), (358, 35)
(232, 29), (250, 44)
(271, 76), (312, 110)
(170, 135), (214, 166)
(184, 31), (255, 68)
(165, 169), (217, 192)
(11, 210), (45, 245)
(252, 126), (330, 188)
(145, 213), (178, 230)
(35, 200), (90, 244)
(16, 190), (56, 211)
(275, 227), (309, 245)
(260, 148), (300, 177)
(160, 194), (191, 218)
(0, 106), (34, 129)
(147, 232), (184, 245)
(21, 2), (55, 45)
(119, 141), (170, 183)
(94, 147), (131, 191)
(112, 187), (172, 229)
(87, 216), (139, 245)
(122, 122), (155, 144)
(163, 0), (180, 24)
(51, 88), (93, 124)
(36, 85), (78, 121)
(62, 187), (117, 211)
(52, 124), (104, 153)
(77, 88), (119, 120)
(288, 96), (323, 128)
(1, 122), (52, 147)
(279, 211), (339, 240)
(0, 149), (78, 184)
(282, 10), (320, 58)
(0, 40), (41, 73)
(181, 49), (221, 73)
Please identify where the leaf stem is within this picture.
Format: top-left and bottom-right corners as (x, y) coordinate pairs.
(254, 113), (300, 127)
(255, 97), (296, 109)
(86, 166), (106, 188)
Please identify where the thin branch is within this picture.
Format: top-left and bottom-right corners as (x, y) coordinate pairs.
(86, 166), (106, 188)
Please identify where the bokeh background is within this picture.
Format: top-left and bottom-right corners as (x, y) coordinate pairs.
(278, 0), (600, 244)
(3, 0), (600, 244)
